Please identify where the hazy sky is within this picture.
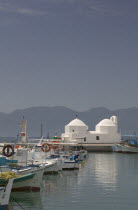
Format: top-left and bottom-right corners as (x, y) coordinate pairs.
(0, 0), (138, 112)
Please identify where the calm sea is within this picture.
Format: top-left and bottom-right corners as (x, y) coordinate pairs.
(10, 152), (138, 210)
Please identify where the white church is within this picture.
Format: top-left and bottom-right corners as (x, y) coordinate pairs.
(61, 116), (121, 151)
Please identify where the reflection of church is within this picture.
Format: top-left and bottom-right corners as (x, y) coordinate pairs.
(92, 153), (118, 191)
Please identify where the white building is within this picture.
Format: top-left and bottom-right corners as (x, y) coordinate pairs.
(61, 116), (121, 146)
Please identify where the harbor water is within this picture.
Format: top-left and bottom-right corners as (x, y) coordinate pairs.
(11, 152), (138, 210)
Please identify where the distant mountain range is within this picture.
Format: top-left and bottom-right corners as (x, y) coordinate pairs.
(0, 106), (138, 137)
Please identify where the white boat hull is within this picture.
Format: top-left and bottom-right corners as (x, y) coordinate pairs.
(29, 160), (59, 174)
(0, 167), (44, 192)
(112, 144), (122, 152)
(121, 145), (138, 153)
(12, 173), (40, 192)
(44, 161), (59, 174)
(62, 161), (80, 170)
(13, 166), (44, 191)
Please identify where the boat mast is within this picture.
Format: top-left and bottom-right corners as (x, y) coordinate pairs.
(20, 116), (27, 143)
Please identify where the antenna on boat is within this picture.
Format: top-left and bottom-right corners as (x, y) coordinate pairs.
(40, 123), (43, 138)
(133, 131), (137, 141)
(47, 132), (50, 139)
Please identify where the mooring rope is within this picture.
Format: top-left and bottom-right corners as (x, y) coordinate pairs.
(10, 195), (26, 210)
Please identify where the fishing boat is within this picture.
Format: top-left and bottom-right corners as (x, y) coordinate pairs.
(112, 139), (138, 153)
(121, 144), (138, 153)
(13, 173), (40, 191)
(0, 166), (44, 192)
(6, 146), (60, 175)
(46, 154), (63, 171)
(27, 146), (61, 174)
(0, 173), (40, 192)
(41, 142), (88, 170)
(0, 178), (13, 210)
(60, 154), (80, 170)
(28, 156), (60, 175)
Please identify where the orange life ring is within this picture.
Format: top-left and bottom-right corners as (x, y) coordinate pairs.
(3, 145), (14, 157)
(41, 143), (51, 152)
(51, 141), (59, 150)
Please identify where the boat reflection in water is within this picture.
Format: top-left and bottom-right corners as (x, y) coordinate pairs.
(92, 153), (118, 191)
(10, 191), (42, 209)
(43, 171), (79, 193)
